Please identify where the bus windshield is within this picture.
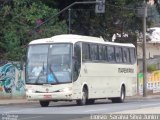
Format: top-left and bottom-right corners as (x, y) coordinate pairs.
(26, 43), (72, 85)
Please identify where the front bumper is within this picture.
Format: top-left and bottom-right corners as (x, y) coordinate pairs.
(26, 91), (73, 101)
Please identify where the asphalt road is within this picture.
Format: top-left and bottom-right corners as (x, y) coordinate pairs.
(0, 98), (160, 120)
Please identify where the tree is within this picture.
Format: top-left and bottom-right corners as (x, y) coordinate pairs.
(147, 0), (160, 27)
(62, 0), (143, 41)
(0, 0), (67, 60)
(39, 0), (160, 38)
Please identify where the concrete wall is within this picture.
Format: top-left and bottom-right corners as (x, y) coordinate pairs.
(137, 42), (160, 95)
(137, 42), (160, 59)
(138, 57), (160, 72)
(0, 63), (25, 99)
(138, 71), (160, 95)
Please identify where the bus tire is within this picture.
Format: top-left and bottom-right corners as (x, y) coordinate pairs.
(76, 88), (88, 105)
(39, 101), (50, 107)
(111, 86), (125, 103)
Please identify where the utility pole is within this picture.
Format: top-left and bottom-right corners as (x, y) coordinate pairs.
(143, 1), (147, 97)
(137, 1), (148, 97)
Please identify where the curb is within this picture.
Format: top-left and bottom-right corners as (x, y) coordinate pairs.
(126, 94), (160, 100)
(0, 95), (160, 105)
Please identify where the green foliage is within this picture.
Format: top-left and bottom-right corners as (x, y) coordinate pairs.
(51, 0), (160, 40)
(0, 0), (67, 61)
(1, 0), (160, 61)
(68, 0), (143, 41)
(147, 4), (160, 27)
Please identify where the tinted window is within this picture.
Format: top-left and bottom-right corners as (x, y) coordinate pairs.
(115, 47), (123, 63)
(82, 43), (90, 60)
(73, 42), (81, 81)
(99, 45), (106, 60)
(105, 46), (108, 61)
(90, 44), (98, 60)
(107, 46), (115, 62)
(123, 47), (130, 63)
(130, 48), (136, 64)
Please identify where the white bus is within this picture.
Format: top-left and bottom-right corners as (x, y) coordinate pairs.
(25, 34), (137, 107)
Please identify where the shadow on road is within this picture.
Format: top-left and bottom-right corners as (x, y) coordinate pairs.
(48, 99), (115, 107)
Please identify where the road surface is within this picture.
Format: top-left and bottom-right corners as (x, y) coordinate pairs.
(0, 98), (160, 120)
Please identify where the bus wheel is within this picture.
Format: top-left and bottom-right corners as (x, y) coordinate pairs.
(76, 88), (88, 105)
(39, 101), (50, 107)
(111, 86), (125, 103)
(86, 99), (95, 105)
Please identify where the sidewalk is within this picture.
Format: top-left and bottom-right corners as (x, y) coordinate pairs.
(0, 94), (160, 105)
(0, 98), (38, 105)
(126, 94), (160, 100)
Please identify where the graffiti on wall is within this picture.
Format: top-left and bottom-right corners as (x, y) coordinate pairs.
(0, 63), (25, 95)
(138, 70), (160, 95)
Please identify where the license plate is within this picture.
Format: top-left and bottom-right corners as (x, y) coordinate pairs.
(43, 95), (52, 99)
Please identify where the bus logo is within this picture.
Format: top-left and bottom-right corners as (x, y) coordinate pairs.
(118, 68), (134, 73)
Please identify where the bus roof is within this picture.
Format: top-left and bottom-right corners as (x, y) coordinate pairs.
(29, 34), (135, 47)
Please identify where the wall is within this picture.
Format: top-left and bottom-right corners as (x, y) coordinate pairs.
(138, 57), (160, 72)
(138, 70), (160, 95)
(0, 63), (25, 99)
(137, 42), (160, 59)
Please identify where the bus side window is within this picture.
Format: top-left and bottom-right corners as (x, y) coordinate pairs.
(105, 46), (108, 61)
(115, 47), (123, 63)
(73, 42), (81, 81)
(82, 43), (90, 61)
(107, 46), (115, 62)
(99, 45), (106, 60)
(123, 47), (130, 63)
(90, 44), (98, 60)
(130, 48), (136, 64)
